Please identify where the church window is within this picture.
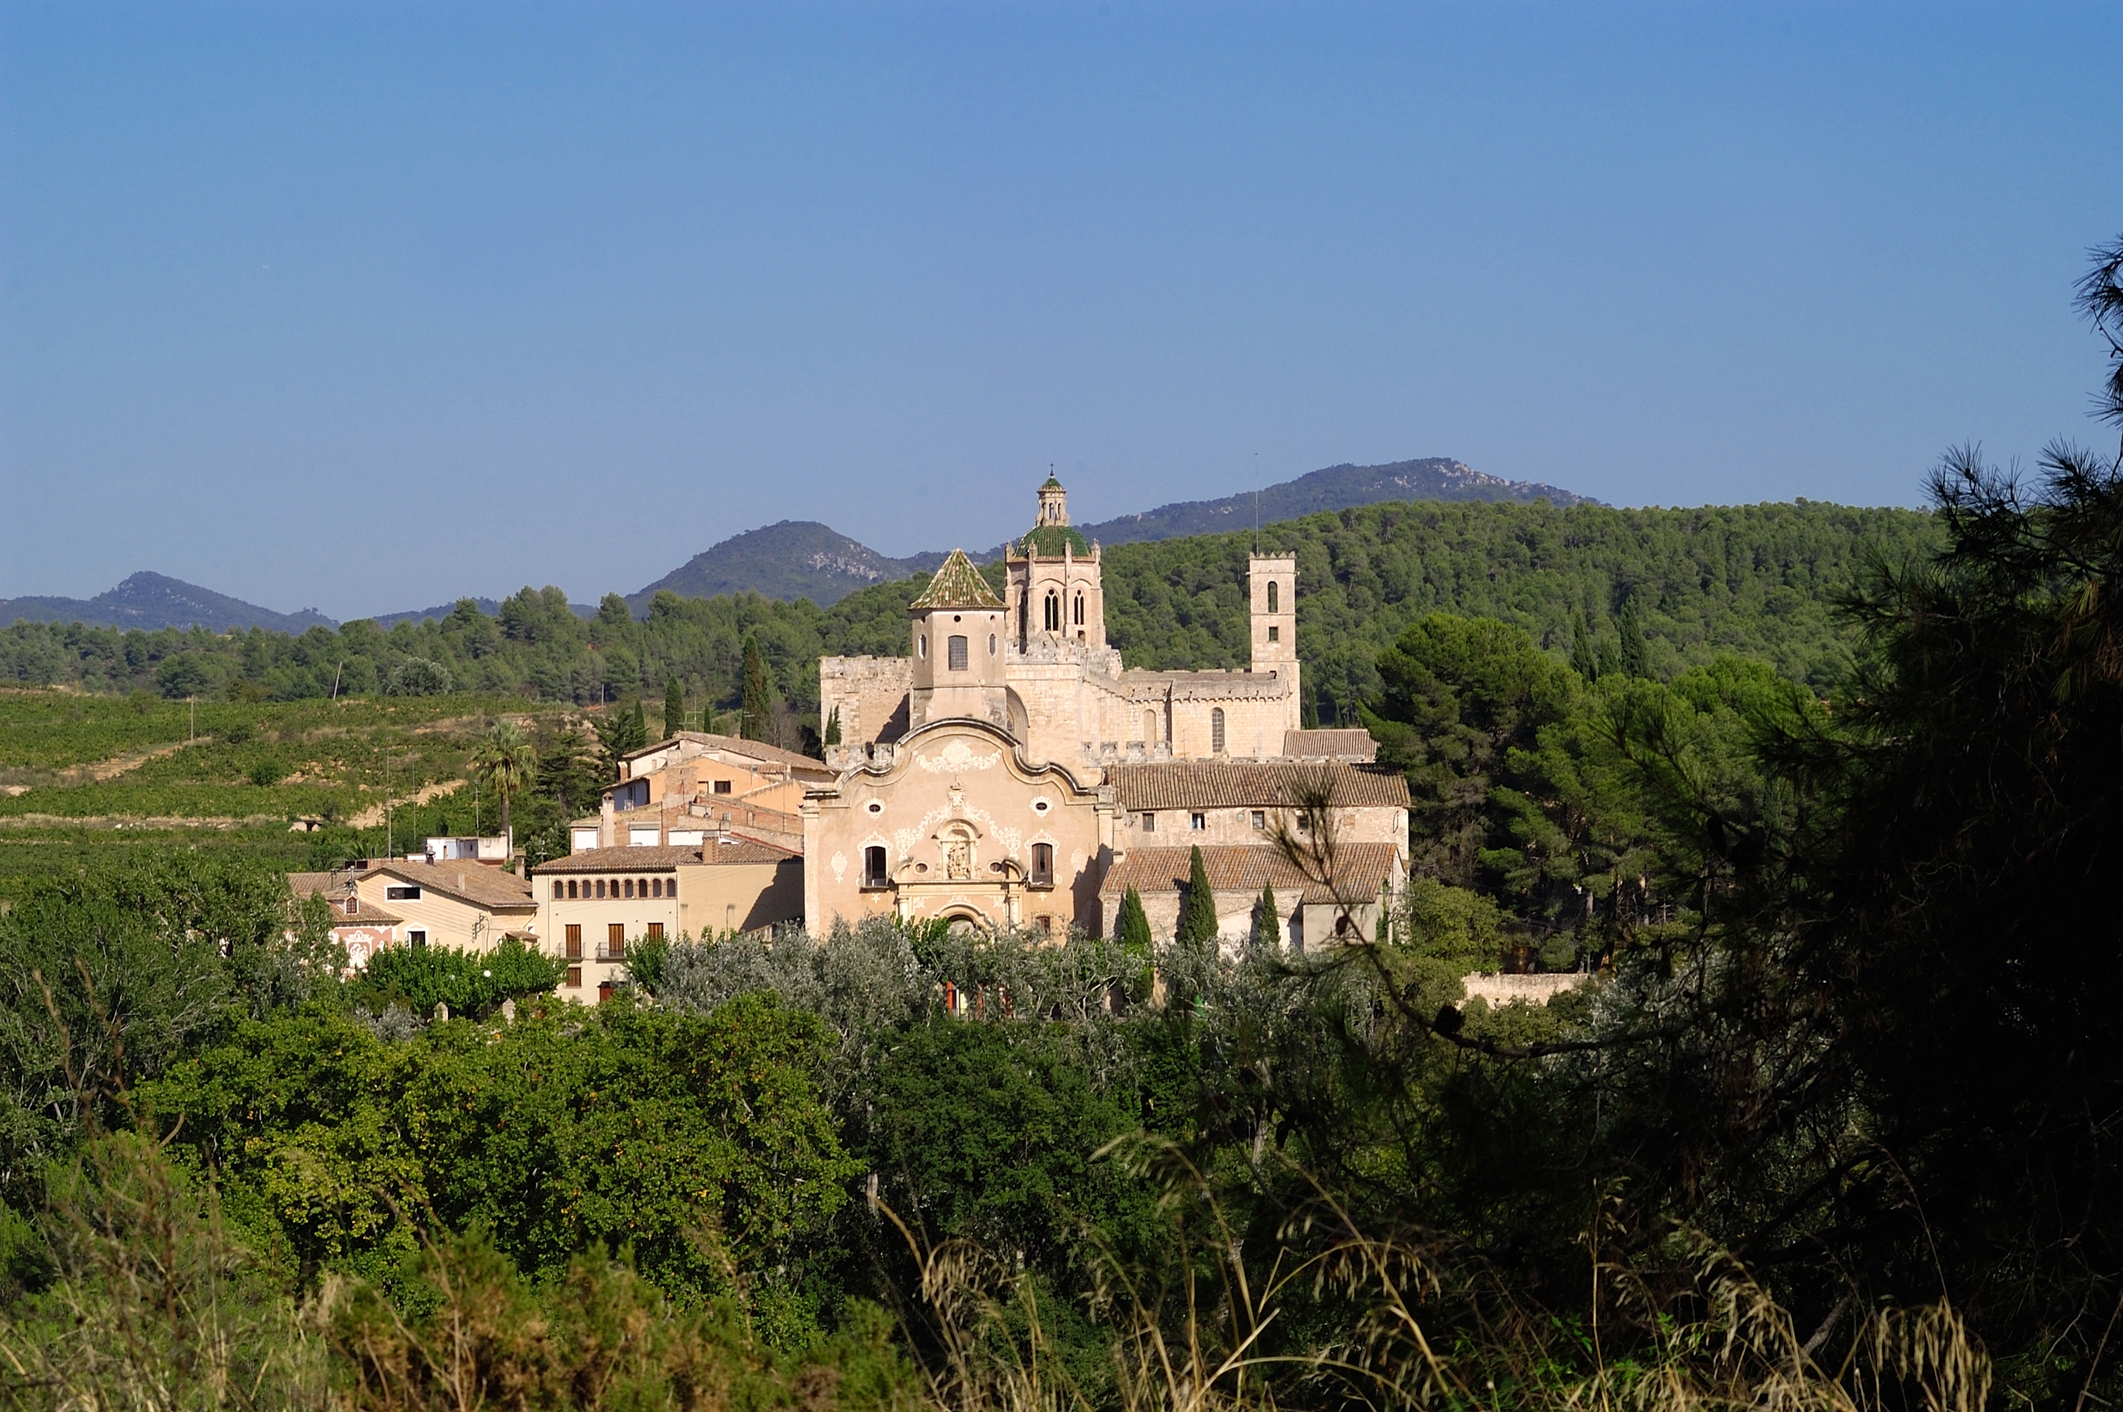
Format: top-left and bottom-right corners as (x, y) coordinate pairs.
(1030, 842), (1053, 886)
(1211, 708), (1226, 753)
(1073, 592), (1084, 626)
(948, 635), (968, 671)
(918, 635), (927, 658)
(1267, 581), (1279, 613)
(1268, 626), (1279, 642)
(863, 846), (889, 888)
(1043, 591), (1059, 632)
(1143, 709), (1157, 743)
(989, 633), (997, 655)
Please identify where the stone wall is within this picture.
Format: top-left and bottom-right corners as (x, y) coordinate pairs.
(819, 656), (912, 748)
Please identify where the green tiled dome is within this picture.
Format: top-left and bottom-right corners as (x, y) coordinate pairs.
(1020, 524), (1090, 557)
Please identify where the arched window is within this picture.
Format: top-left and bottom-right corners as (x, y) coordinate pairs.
(623, 878), (634, 899)
(863, 846), (888, 888)
(917, 634), (927, 658)
(947, 635), (968, 671)
(1267, 581), (1279, 613)
(989, 632), (997, 655)
(1211, 708), (1226, 754)
(567, 880), (578, 899)
(1043, 591), (1060, 632)
(1073, 592), (1084, 626)
(1030, 842), (1054, 885)
(552, 881), (563, 900)
(1143, 709), (1157, 743)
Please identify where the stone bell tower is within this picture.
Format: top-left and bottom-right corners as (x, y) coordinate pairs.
(1249, 554), (1300, 732)
(908, 549), (1009, 730)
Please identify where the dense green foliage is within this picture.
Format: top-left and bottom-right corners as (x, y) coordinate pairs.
(2, 501), (1936, 740)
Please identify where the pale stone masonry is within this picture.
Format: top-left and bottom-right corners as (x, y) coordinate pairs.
(806, 476), (1410, 941)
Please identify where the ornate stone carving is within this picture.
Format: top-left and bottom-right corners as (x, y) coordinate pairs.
(916, 740), (1002, 773)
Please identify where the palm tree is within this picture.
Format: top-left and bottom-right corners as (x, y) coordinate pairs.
(471, 719), (538, 845)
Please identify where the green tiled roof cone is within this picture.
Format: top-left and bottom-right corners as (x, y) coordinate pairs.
(910, 549), (1003, 610)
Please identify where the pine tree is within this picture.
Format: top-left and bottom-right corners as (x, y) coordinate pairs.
(1253, 883), (1282, 948)
(663, 679), (685, 739)
(824, 705), (841, 746)
(1177, 845), (1218, 946)
(1571, 611), (1600, 681)
(741, 633), (773, 742)
(1117, 886), (1153, 951)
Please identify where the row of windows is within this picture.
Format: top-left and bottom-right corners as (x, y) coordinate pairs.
(561, 920), (665, 961)
(1140, 809), (1271, 832)
(1130, 707), (1230, 751)
(551, 876), (673, 900)
(860, 842), (1056, 889)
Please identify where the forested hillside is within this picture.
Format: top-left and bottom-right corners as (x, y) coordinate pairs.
(0, 498), (1936, 733)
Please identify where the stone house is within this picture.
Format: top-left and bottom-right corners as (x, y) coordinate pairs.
(530, 836), (803, 1000)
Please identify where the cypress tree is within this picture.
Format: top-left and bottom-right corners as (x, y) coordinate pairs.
(1617, 596), (1649, 679)
(629, 698), (647, 750)
(1117, 886), (1153, 951)
(1177, 845), (1218, 946)
(1253, 883), (1282, 948)
(824, 705), (842, 746)
(741, 633), (773, 742)
(663, 678), (685, 739)
(1571, 610), (1600, 681)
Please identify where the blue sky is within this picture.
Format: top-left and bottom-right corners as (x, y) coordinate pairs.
(3, 2), (2120, 619)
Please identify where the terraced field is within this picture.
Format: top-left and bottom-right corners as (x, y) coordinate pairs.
(0, 689), (585, 892)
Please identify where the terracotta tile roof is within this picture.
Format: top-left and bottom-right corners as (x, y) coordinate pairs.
(1282, 728), (1378, 761)
(531, 837), (799, 873)
(630, 731), (833, 775)
(909, 549), (1004, 609)
(1099, 844), (1402, 905)
(1109, 761), (1410, 812)
(365, 860), (538, 911)
(288, 870), (404, 925)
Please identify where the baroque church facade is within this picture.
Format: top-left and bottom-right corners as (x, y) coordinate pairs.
(802, 477), (1409, 942)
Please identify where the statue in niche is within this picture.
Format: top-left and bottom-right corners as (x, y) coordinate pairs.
(945, 841), (973, 880)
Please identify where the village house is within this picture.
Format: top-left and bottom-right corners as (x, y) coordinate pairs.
(530, 835), (804, 1001)
(572, 731), (833, 854)
(287, 856), (538, 962)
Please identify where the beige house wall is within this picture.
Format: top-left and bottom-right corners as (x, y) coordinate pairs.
(347, 874), (533, 952)
(534, 858), (802, 1001)
(1118, 804), (1406, 851)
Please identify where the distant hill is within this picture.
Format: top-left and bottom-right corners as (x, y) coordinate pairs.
(0, 572), (337, 634)
(366, 597), (595, 629)
(627, 521), (946, 612)
(1074, 458), (1595, 547)
(627, 457), (1596, 608)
